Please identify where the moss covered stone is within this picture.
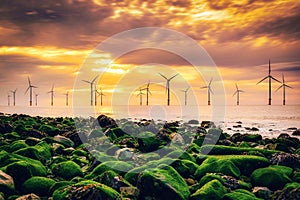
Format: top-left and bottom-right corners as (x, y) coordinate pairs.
(195, 157), (241, 179)
(49, 181), (72, 195)
(138, 165), (190, 200)
(87, 161), (133, 178)
(170, 159), (199, 178)
(223, 189), (261, 200)
(52, 180), (120, 200)
(251, 165), (292, 190)
(0, 170), (15, 196)
(137, 131), (164, 152)
(9, 141), (28, 152)
(52, 161), (83, 180)
(190, 179), (227, 200)
(22, 176), (56, 196)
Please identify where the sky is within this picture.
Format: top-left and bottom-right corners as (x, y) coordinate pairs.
(0, 0), (299, 107)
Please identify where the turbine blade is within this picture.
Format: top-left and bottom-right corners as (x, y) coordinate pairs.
(235, 83), (238, 90)
(169, 73), (178, 80)
(159, 73), (168, 80)
(209, 78), (213, 86)
(209, 88), (214, 95)
(25, 87), (30, 94)
(147, 81), (150, 88)
(275, 85), (283, 92)
(239, 90), (245, 93)
(256, 76), (268, 85)
(282, 74), (285, 83)
(268, 59), (271, 75)
(91, 75), (99, 83)
(286, 85), (293, 89)
(270, 76), (281, 83)
(148, 89), (152, 95)
(82, 80), (91, 84)
(28, 76), (31, 85)
(201, 86), (208, 89)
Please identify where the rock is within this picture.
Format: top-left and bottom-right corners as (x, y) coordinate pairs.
(252, 187), (272, 199)
(230, 133), (262, 143)
(97, 115), (118, 130)
(163, 121), (179, 132)
(223, 189), (260, 200)
(250, 127), (259, 131)
(39, 124), (58, 136)
(251, 165), (292, 190)
(271, 186), (300, 200)
(137, 131), (164, 152)
(137, 165), (190, 200)
(51, 161), (83, 180)
(190, 179), (227, 200)
(62, 131), (86, 147)
(200, 121), (216, 129)
(170, 133), (184, 145)
(188, 120), (199, 125)
(292, 129), (300, 136)
(23, 129), (46, 139)
(22, 176), (56, 196)
(9, 141), (28, 152)
(269, 152), (300, 168)
(195, 157), (241, 178)
(116, 148), (134, 161)
(15, 193), (40, 200)
(49, 181), (72, 195)
(53, 135), (74, 147)
(0, 170), (15, 196)
(86, 161), (133, 178)
(170, 159), (199, 178)
(52, 180), (120, 200)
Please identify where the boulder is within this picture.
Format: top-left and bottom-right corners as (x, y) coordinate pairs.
(51, 161), (83, 180)
(190, 179), (227, 200)
(223, 189), (260, 200)
(137, 165), (190, 200)
(22, 176), (56, 196)
(15, 193), (40, 200)
(0, 170), (15, 196)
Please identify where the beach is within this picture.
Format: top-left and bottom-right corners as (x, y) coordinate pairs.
(0, 112), (299, 199)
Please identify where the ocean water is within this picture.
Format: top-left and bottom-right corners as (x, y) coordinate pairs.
(1, 105), (299, 138)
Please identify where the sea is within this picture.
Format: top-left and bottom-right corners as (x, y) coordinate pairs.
(1, 105), (299, 139)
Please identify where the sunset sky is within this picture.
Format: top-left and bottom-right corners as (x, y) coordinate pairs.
(0, 0), (299, 107)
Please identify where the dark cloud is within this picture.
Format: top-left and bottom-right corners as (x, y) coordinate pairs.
(208, 0), (275, 11)
(275, 66), (300, 72)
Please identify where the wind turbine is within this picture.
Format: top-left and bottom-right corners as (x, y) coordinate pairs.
(233, 83), (245, 105)
(82, 75), (99, 106)
(181, 87), (189, 106)
(34, 92), (39, 106)
(201, 78), (213, 106)
(137, 88), (145, 106)
(98, 88), (105, 106)
(142, 81), (152, 106)
(64, 91), (69, 106)
(10, 88), (17, 106)
(257, 59), (281, 105)
(159, 73), (178, 106)
(25, 76), (37, 106)
(47, 84), (55, 106)
(7, 93), (11, 106)
(275, 74), (292, 105)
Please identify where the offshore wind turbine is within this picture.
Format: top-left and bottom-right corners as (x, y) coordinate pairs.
(257, 59), (281, 105)
(10, 88), (17, 106)
(201, 78), (213, 106)
(181, 87), (189, 106)
(25, 76), (37, 106)
(137, 88), (145, 106)
(7, 93), (11, 106)
(82, 75), (99, 106)
(142, 81), (152, 106)
(98, 88), (105, 106)
(159, 73), (178, 106)
(232, 83), (245, 105)
(47, 84), (55, 106)
(34, 92), (39, 106)
(64, 91), (69, 106)
(275, 74), (292, 105)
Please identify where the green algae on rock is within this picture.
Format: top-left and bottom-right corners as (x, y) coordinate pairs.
(22, 176), (56, 196)
(190, 179), (227, 200)
(51, 161), (83, 180)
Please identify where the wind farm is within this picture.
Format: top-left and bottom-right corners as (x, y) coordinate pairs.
(201, 78), (213, 106)
(142, 81), (152, 106)
(82, 75), (99, 106)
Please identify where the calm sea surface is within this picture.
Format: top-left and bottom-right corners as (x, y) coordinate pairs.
(1, 105), (299, 138)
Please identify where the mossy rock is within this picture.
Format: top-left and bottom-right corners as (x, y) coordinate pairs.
(292, 171), (300, 182)
(34, 141), (52, 160)
(200, 145), (278, 157)
(88, 129), (104, 139)
(190, 179), (227, 200)
(223, 189), (261, 200)
(204, 155), (270, 176)
(9, 141), (28, 152)
(195, 157), (241, 179)
(170, 159), (199, 178)
(166, 150), (196, 163)
(0, 170), (15, 196)
(52, 161), (83, 180)
(138, 165), (190, 200)
(39, 124), (58, 136)
(251, 165), (292, 190)
(137, 131), (164, 152)
(14, 147), (42, 161)
(93, 170), (132, 191)
(53, 135), (74, 147)
(49, 181), (72, 195)
(190, 174), (225, 194)
(87, 161), (133, 178)
(136, 152), (160, 162)
(22, 176), (56, 196)
(3, 132), (20, 140)
(52, 180), (120, 200)
(186, 143), (201, 154)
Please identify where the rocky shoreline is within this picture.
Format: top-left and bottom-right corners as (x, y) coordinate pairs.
(0, 113), (299, 200)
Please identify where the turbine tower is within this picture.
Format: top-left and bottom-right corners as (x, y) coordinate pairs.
(82, 75), (99, 106)
(233, 83), (245, 105)
(47, 84), (55, 106)
(201, 78), (213, 106)
(34, 92), (39, 106)
(137, 88), (145, 106)
(98, 88), (105, 106)
(275, 74), (292, 105)
(257, 59), (281, 105)
(7, 93), (11, 106)
(142, 81), (152, 106)
(181, 87), (189, 106)
(64, 91), (69, 106)
(10, 88), (17, 106)
(159, 73), (178, 106)
(25, 76), (37, 106)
